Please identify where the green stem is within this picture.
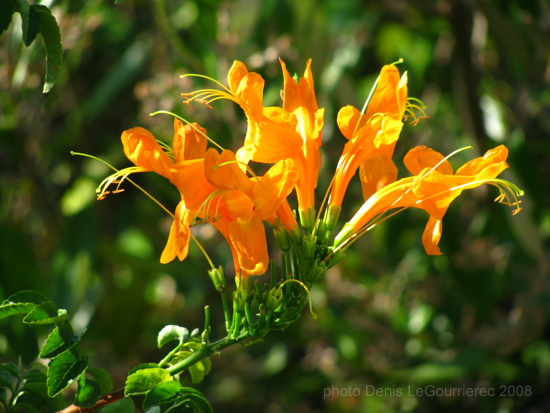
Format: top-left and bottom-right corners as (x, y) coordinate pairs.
(166, 333), (248, 376)
(220, 290), (231, 333)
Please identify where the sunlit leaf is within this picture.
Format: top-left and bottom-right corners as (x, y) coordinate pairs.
(158, 325), (188, 349)
(39, 325), (85, 359)
(127, 363), (161, 377)
(125, 367), (172, 396)
(23, 301), (67, 325)
(0, 290), (48, 320)
(142, 381), (182, 409)
(47, 351), (89, 397)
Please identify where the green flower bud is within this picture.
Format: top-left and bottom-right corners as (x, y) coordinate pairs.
(207, 266), (226, 292)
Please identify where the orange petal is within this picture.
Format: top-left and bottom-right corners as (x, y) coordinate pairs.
(404, 146), (454, 176)
(204, 148), (252, 194)
(222, 189), (255, 220)
(212, 216), (242, 277)
(160, 201), (190, 263)
(238, 112), (303, 164)
(169, 160), (215, 209)
(411, 169), (460, 218)
(280, 59), (320, 142)
(456, 145), (508, 176)
(252, 158), (298, 220)
(359, 154), (398, 200)
(173, 119), (207, 162)
(366, 65), (408, 120)
(228, 61), (249, 94)
(422, 216), (443, 255)
(235, 72), (265, 118)
(121, 127), (174, 178)
(273, 199), (298, 231)
(337, 105), (362, 140)
(229, 216), (268, 276)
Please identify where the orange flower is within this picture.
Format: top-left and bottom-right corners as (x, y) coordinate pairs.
(109, 118), (299, 278)
(279, 59), (324, 213)
(184, 60), (323, 224)
(334, 145), (519, 255)
(329, 65), (408, 209)
(219, 60), (304, 164)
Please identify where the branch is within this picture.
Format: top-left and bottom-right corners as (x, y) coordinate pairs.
(58, 388), (125, 413)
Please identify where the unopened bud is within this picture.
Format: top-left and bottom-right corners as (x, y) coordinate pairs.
(303, 234), (318, 259)
(233, 288), (248, 312)
(274, 227), (291, 251)
(208, 266), (226, 292)
(266, 286), (283, 312)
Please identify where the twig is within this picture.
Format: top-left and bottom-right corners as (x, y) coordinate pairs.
(58, 388), (125, 413)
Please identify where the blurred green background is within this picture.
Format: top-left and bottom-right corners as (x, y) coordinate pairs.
(1, 0), (549, 412)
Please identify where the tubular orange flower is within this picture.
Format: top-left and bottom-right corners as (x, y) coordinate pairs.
(102, 117), (299, 279)
(329, 65), (408, 209)
(184, 60), (323, 228)
(334, 145), (522, 255)
(279, 59), (324, 213)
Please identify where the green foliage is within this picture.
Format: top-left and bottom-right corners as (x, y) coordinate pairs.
(125, 366), (172, 396)
(0, 291), (109, 409)
(1, 0), (63, 93)
(0, 362), (65, 412)
(1, 0), (549, 412)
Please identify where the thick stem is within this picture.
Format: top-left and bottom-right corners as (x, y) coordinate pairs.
(58, 389), (125, 413)
(166, 334), (248, 376)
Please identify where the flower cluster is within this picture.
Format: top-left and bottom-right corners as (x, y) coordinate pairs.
(99, 59), (522, 282)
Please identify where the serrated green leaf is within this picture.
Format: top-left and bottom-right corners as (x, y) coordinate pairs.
(166, 389), (213, 413)
(23, 301), (67, 325)
(0, 290), (48, 320)
(13, 0), (30, 42)
(100, 397), (135, 413)
(25, 5), (41, 46)
(87, 368), (113, 395)
(125, 368), (172, 396)
(39, 326), (85, 358)
(31, 5), (63, 93)
(0, 302), (37, 319)
(158, 325), (188, 349)
(76, 375), (101, 408)
(142, 381), (182, 409)
(127, 363), (160, 377)
(0, 0), (14, 37)
(47, 351), (89, 397)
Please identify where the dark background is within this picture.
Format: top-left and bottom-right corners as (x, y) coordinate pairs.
(1, 0), (549, 411)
